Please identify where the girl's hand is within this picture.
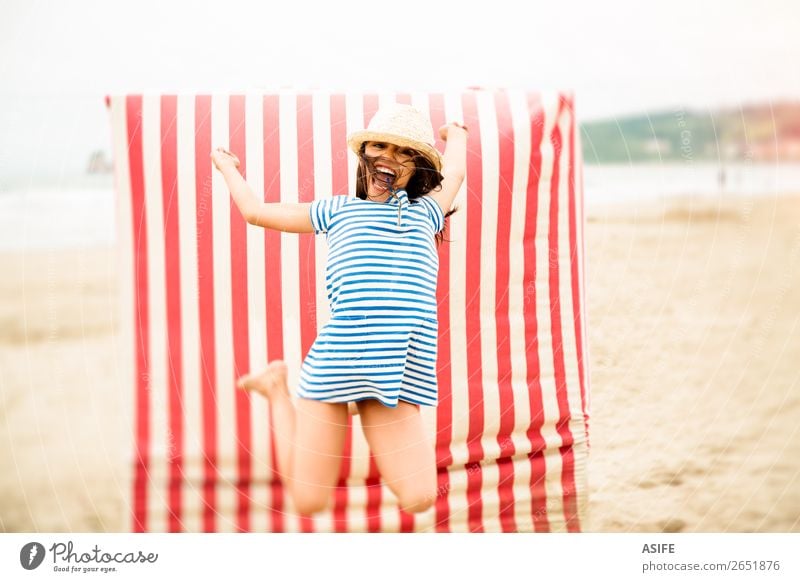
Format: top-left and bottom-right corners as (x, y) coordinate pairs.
(438, 122), (469, 142)
(210, 147), (241, 172)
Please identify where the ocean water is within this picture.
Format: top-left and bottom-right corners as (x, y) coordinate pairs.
(0, 174), (115, 251)
(583, 161), (800, 204)
(1, 163), (799, 251)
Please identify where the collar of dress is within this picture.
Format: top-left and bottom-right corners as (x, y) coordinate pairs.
(386, 188), (408, 225)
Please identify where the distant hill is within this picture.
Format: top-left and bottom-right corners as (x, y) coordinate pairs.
(580, 101), (800, 164)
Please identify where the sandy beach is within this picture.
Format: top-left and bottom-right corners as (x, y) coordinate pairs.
(2, 192), (798, 533)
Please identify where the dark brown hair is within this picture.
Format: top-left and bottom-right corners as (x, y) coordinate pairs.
(355, 143), (458, 246)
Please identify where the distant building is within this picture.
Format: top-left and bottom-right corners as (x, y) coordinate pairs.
(746, 138), (800, 161)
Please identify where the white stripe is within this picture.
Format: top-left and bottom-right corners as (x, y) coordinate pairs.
(378, 492), (399, 532)
(210, 93), (237, 532)
(443, 92), (469, 463)
(277, 91), (302, 529)
(474, 462), (503, 532)
(110, 96), (136, 531)
(333, 280), (437, 295)
(443, 92), (471, 531)
(176, 93), (203, 532)
(445, 467), (469, 532)
(142, 94), (169, 532)
(312, 90), (333, 340)
(554, 99), (575, 527)
(511, 459), (536, 530)
(345, 94), (363, 197)
(475, 90), (502, 532)
(507, 89), (535, 530)
(535, 93), (565, 527)
(245, 91), (270, 533)
(343, 483), (366, 532)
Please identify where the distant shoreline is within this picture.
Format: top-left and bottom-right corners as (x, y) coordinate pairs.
(3, 159), (800, 190)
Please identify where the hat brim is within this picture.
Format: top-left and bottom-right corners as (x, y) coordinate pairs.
(347, 130), (443, 171)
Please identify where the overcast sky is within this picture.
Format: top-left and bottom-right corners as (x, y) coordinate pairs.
(1, 0), (798, 179)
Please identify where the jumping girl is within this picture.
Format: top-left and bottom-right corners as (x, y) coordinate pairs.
(210, 103), (467, 516)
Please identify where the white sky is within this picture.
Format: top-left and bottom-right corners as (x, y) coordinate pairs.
(0, 0), (798, 178)
(3, 0), (799, 116)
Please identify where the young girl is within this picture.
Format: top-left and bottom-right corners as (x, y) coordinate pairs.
(210, 103), (467, 516)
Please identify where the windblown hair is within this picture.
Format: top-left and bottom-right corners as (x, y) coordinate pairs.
(355, 143), (458, 246)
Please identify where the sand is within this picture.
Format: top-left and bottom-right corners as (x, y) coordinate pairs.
(1, 193), (798, 533)
(585, 193), (800, 532)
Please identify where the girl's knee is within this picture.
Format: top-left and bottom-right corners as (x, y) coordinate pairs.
(398, 488), (436, 514)
(290, 485), (331, 516)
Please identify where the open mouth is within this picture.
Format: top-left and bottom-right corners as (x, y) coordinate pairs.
(371, 165), (396, 193)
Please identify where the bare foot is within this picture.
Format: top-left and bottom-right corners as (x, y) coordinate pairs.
(237, 360), (289, 400)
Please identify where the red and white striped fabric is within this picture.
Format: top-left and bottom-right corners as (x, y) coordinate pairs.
(105, 89), (590, 533)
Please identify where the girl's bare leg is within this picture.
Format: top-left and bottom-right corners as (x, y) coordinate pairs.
(357, 399), (437, 513)
(238, 361), (348, 515)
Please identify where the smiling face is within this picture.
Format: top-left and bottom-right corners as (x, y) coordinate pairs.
(363, 141), (417, 200)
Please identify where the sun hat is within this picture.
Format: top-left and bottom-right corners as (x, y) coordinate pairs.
(347, 103), (443, 171)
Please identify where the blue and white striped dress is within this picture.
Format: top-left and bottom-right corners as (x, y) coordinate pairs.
(297, 189), (445, 408)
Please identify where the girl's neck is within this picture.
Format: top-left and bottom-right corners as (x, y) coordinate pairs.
(365, 188), (405, 203)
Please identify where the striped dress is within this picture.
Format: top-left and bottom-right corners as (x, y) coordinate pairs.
(297, 189), (445, 407)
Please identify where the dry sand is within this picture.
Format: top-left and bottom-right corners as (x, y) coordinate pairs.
(585, 193), (800, 532)
(1, 193), (798, 533)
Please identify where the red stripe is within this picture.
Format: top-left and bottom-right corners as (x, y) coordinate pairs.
(329, 93), (352, 532)
(567, 95), (590, 450)
(493, 90), (517, 532)
(548, 95), (580, 532)
(228, 95), (252, 532)
(127, 95), (150, 532)
(296, 93), (317, 533)
(523, 93), (550, 532)
(398, 506), (414, 533)
(365, 457), (382, 532)
(396, 93), (411, 105)
(363, 93), (379, 125)
(361, 94), (383, 532)
(462, 91), (485, 532)
(333, 421), (353, 532)
(428, 93), (453, 533)
(263, 95), (286, 531)
(194, 95), (218, 532)
(160, 95), (185, 532)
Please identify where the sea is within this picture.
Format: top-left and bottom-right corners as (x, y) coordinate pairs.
(1, 162), (799, 252)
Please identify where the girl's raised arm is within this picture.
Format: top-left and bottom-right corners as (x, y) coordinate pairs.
(428, 123), (468, 215)
(211, 147), (314, 233)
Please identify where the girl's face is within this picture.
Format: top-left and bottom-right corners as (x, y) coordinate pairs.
(364, 141), (416, 198)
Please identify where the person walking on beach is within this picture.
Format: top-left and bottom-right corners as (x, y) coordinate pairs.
(210, 103), (468, 516)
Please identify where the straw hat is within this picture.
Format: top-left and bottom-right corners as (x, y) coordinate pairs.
(347, 103), (443, 171)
